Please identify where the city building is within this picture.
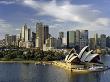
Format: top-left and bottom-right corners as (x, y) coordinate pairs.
(16, 34), (21, 47)
(32, 32), (36, 48)
(75, 30), (80, 46)
(36, 22), (49, 49)
(58, 32), (64, 48)
(89, 38), (95, 50)
(25, 28), (31, 42)
(62, 37), (67, 48)
(66, 30), (88, 51)
(100, 34), (106, 49)
(106, 36), (110, 48)
(19, 24), (32, 48)
(0, 39), (6, 47)
(94, 33), (99, 48)
(1, 22), (109, 51)
(21, 24), (27, 41)
(5, 34), (16, 46)
(5, 34), (10, 46)
(67, 31), (76, 48)
(59, 32), (64, 38)
(43, 37), (57, 51)
(80, 30), (88, 50)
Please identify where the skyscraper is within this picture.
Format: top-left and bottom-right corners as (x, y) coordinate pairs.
(32, 32), (36, 48)
(106, 36), (110, 48)
(100, 34), (106, 49)
(21, 24), (31, 42)
(5, 34), (10, 46)
(44, 25), (49, 44)
(58, 32), (64, 48)
(80, 30), (88, 49)
(59, 32), (64, 38)
(16, 34), (21, 47)
(36, 22), (49, 49)
(94, 33), (99, 48)
(75, 30), (80, 46)
(21, 24), (27, 41)
(67, 31), (76, 48)
(25, 28), (31, 42)
(89, 38), (95, 50)
(20, 24), (32, 48)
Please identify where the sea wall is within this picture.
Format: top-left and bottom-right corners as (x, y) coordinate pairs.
(53, 61), (72, 70)
(52, 61), (90, 73)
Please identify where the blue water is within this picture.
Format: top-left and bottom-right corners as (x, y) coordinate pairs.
(0, 55), (110, 82)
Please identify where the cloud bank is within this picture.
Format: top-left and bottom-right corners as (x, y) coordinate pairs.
(23, 0), (110, 32)
(0, 1), (15, 5)
(0, 19), (16, 39)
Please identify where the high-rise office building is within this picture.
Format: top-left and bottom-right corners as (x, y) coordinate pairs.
(100, 34), (106, 49)
(58, 32), (64, 48)
(5, 34), (10, 46)
(11, 35), (16, 46)
(59, 32), (64, 38)
(32, 32), (36, 48)
(67, 31), (76, 48)
(62, 37), (67, 47)
(21, 24), (27, 41)
(66, 30), (88, 49)
(80, 30), (88, 49)
(75, 30), (80, 46)
(89, 38), (95, 50)
(25, 28), (31, 42)
(106, 36), (110, 48)
(44, 25), (49, 44)
(94, 33), (99, 48)
(36, 22), (49, 49)
(20, 24), (32, 48)
(16, 34), (21, 47)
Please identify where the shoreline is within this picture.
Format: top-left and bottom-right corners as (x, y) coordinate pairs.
(0, 60), (53, 64)
(0, 60), (90, 73)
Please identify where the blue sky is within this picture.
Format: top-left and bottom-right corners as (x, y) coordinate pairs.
(0, 0), (110, 39)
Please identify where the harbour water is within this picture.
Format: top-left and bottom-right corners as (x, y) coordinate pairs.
(0, 55), (110, 82)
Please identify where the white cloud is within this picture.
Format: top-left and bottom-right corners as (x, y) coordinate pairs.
(93, 18), (110, 26)
(23, 0), (110, 37)
(0, 1), (15, 5)
(23, 0), (101, 23)
(0, 19), (17, 39)
(71, 17), (110, 32)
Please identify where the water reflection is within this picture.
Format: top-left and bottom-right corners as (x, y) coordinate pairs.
(63, 70), (101, 82)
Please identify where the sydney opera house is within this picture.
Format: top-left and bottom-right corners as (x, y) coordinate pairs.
(65, 46), (100, 64)
(53, 46), (109, 71)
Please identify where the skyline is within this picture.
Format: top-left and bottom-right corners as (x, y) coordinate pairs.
(0, 0), (110, 39)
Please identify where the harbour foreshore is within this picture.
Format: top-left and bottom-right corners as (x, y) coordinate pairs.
(52, 61), (90, 73)
(0, 61), (53, 64)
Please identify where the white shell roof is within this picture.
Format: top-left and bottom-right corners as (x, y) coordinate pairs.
(67, 56), (78, 63)
(64, 46), (99, 63)
(84, 54), (99, 62)
(65, 55), (69, 62)
(78, 46), (88, 58)
(67, 53), (78, 61)
(81, 50), (93, 62)
(67, 48), (76, 60)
